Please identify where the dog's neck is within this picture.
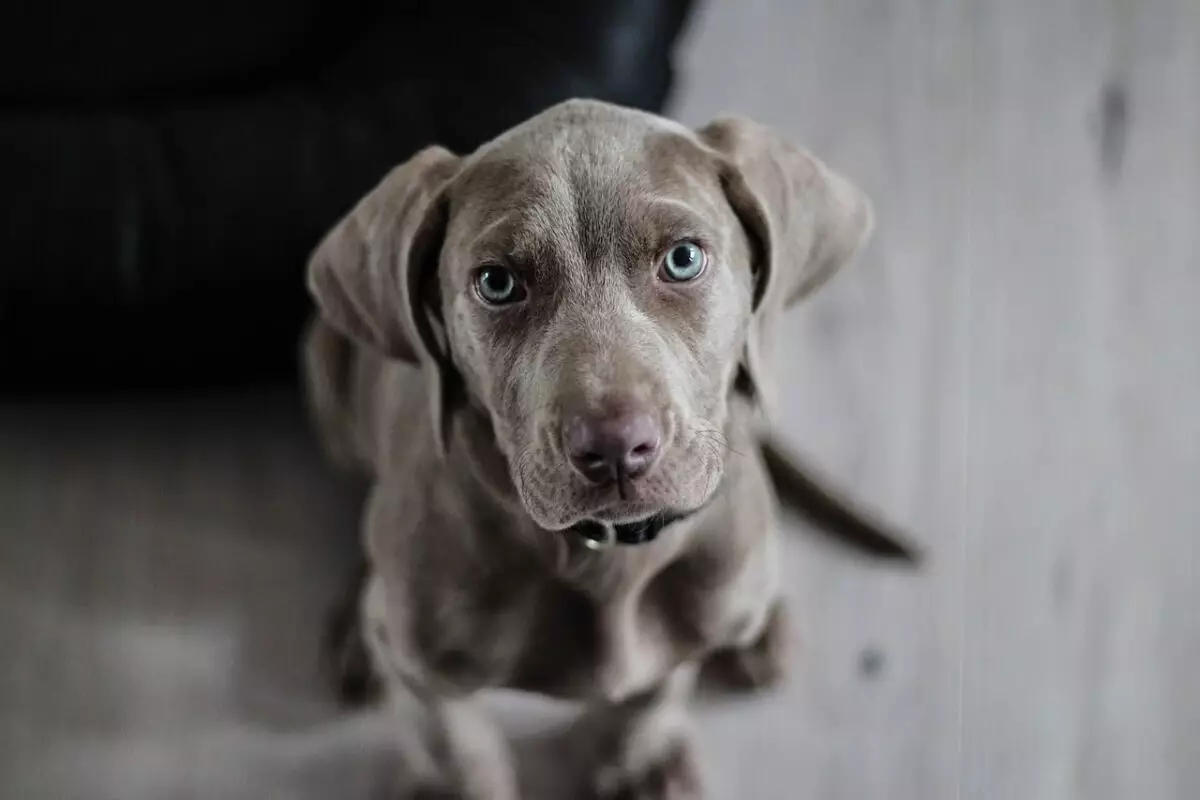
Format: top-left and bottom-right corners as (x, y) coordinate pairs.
(568, 508), (702, 548)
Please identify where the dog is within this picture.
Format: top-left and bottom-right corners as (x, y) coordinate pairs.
(301, 99), (919, 799)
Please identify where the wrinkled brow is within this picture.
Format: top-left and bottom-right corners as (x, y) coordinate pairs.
(627, 199), (715, 253)
(460, 207), (571, 269)
(458, 193), (720, 282)
(462, 197), (716, 271)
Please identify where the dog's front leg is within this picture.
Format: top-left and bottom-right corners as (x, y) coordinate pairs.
(700, 596), (791, 693)
(362, 581), (518, 800)
(398, 691), (518, 800)
(579, 662), (703, 800)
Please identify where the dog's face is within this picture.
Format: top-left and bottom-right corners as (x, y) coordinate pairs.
(306, 100), (874, 533)
(439, 110), (753, 530)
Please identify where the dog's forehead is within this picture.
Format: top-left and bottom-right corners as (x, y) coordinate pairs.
(473, 98), (695, 169)
(446, 101), (719, 259)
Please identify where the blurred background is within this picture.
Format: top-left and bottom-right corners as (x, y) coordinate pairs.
(1, 0), (1197, 798)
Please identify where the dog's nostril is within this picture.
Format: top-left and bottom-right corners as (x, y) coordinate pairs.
(563, 408), (663, 484)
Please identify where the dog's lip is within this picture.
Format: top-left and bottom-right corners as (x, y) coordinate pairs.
(549, 477), (707, 532)
(534, 500), (661, 532)
(574, 477), (665, 516)
(587, 504), (663, 524)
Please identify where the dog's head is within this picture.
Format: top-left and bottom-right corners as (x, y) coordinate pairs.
(307, 100), (873, 533)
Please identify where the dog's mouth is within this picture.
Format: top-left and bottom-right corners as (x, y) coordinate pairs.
(567, 507), (700, 548)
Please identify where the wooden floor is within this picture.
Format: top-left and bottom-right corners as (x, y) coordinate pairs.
(2, 1), (1197, 798)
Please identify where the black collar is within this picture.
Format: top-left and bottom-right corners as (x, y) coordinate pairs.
(568, 506), (701, 548)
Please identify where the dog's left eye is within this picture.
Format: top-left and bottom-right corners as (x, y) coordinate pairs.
(658, 241), (707, 283)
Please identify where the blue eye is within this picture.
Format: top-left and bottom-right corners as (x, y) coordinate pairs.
(474, 266), (525, 305)
(659, 241), (707, 282)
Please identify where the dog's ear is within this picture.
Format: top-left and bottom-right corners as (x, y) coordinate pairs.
(698, 117), (874, 419)
(306, 146), (462, 456)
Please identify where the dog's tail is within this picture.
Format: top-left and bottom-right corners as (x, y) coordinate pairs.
(300, 315), (367, 474)
(758, 433), (923, 565)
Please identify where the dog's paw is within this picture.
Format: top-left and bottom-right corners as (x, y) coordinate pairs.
(700, 600), (791, 694)
(588, 739), (703, 800)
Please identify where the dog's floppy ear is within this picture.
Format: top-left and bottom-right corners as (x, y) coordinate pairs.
(698, 117), (874, 419)
(306, 146), (462, 456)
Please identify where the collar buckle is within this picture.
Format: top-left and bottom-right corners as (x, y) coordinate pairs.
(576, 521), (617, 550)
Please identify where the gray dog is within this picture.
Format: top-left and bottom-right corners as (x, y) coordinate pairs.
(302, 99), (919, 799)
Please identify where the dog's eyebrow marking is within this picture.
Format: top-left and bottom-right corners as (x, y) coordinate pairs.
(464, 212), (521, 257)
(635, 200), (712, 246)
(463, 207), (573, 268)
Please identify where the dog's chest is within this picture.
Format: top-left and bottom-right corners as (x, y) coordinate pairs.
(505, 545), (771, 702)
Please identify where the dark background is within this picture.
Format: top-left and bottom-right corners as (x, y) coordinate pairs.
(0, 0), (693, 393)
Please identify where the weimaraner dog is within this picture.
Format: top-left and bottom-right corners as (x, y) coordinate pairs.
(301, 99), (920, 799)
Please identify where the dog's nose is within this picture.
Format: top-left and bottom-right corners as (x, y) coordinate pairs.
(563, 409), (663, 484)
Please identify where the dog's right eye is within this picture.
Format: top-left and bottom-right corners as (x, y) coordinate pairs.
(473, 266), (526, 306)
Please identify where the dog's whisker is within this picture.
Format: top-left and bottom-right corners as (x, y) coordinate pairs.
(691, 426), (744, 458)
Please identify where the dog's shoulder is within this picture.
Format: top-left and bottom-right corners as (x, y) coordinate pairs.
(301, 317), (435, 479)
